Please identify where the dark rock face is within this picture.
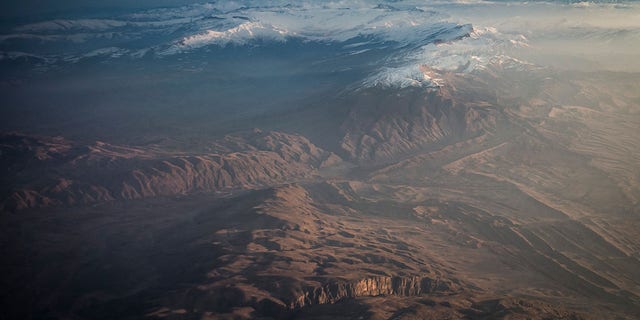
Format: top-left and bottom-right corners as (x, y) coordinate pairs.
(290, 276), (454, 308)
(192, 275), (457, 318)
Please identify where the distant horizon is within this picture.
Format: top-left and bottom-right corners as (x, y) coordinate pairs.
(3, 0), (640, 20)
(0, 0), (206, 21)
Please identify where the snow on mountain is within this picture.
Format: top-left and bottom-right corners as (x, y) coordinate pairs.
(160, 3), (464, 53)
(1, 2), (461, 55)
(2, 1), (639, 81)
(361, 26), (532, 88)
(167, 22), (292, 52)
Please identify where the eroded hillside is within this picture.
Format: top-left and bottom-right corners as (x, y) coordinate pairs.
(2, 67), (639, 319)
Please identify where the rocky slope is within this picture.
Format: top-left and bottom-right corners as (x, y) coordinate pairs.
(0, 130), (342, 211)
(339, 78), (500, 163)
(3, 180), (626, 319)
(176, 184), (461, 316)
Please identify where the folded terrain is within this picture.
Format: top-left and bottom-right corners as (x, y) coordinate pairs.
(2, 64), (640, 320)
(0, 130), (341, 211)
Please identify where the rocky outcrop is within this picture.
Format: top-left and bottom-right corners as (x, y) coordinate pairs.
(289, 276), (455, 309)
(197, 275), (458, 318)
(1, 130), (342, 211)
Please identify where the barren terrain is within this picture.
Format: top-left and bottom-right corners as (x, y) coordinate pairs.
(2, 66), (639, 319)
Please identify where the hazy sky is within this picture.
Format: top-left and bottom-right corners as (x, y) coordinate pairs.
(4, 0), (639, 19)
(1, 0), (207, 19)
